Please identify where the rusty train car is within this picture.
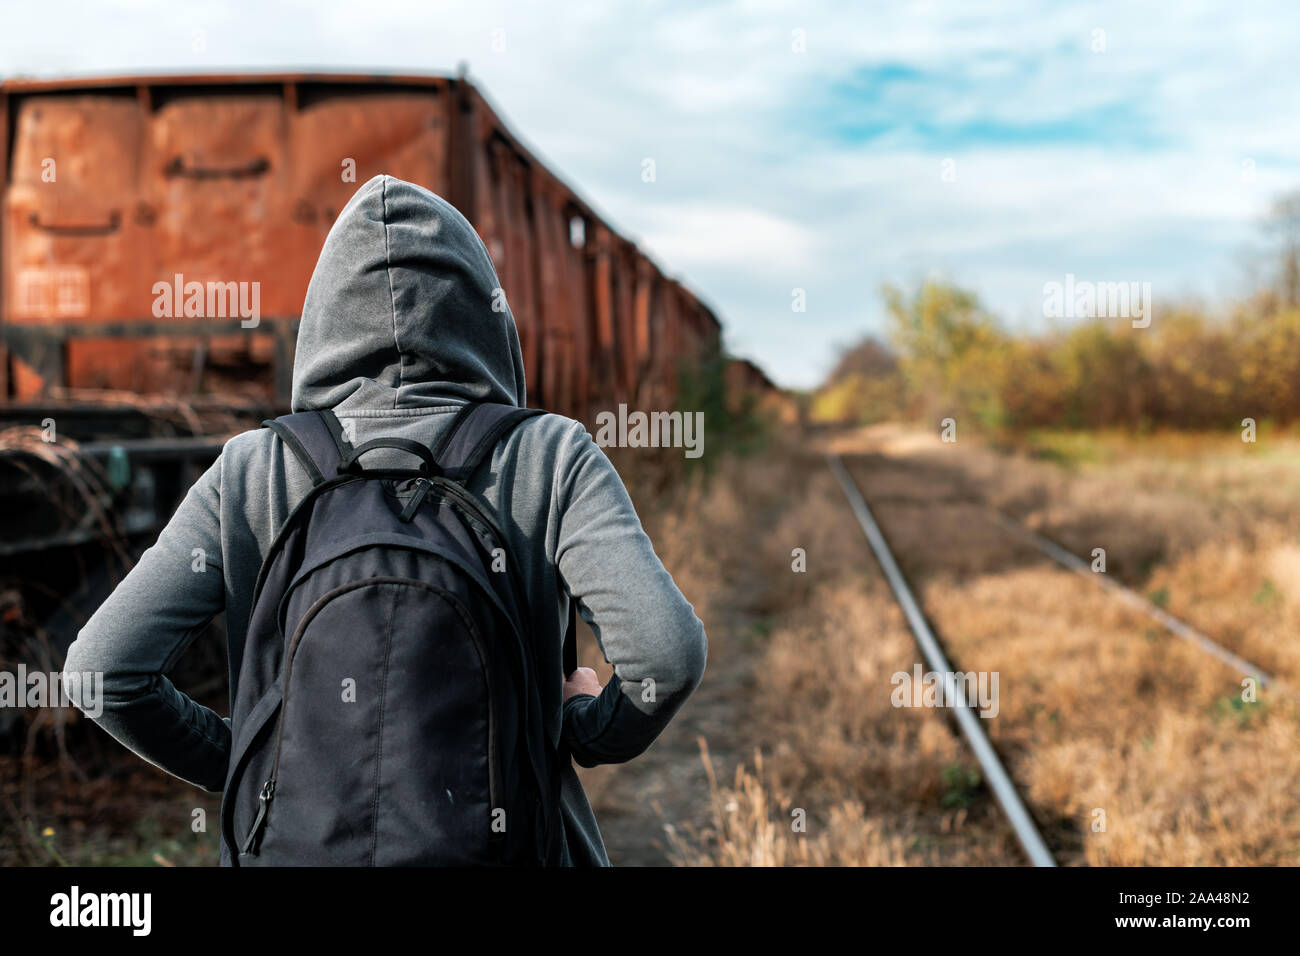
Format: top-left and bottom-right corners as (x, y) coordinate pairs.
(0, 71), (724, 420)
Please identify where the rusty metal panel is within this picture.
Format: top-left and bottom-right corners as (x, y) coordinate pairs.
(147, 91), (288, 304)
(3, 93), (146, 394)
(289, 87), (450, 228)
(639, 267), (675, 409)
(588, 223), (616, 403)
(446, 78), (477, 224)
(633, 257), (652, 366)
(564, 210), (593, 419)
(591, 223), (614, 353)
(613, 239), (640, 403)
(664, 281), (686, 403)
(478, 134), (544, 401)
(137, 90), (292, 395)
(529, 174), (575, 418)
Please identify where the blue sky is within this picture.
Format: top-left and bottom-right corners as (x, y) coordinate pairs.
(4, 0), (1298, 388)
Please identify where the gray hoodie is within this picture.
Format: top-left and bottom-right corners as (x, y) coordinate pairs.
(63, 174), (708, 867)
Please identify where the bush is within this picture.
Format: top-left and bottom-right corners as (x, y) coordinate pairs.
(813, 278), (1300, 434)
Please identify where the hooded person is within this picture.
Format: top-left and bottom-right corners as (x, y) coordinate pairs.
(63, 174), (708, 866)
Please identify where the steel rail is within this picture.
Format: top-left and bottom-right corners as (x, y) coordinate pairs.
(827, 453), (1057, 868)
(989, 512), (1278, 689)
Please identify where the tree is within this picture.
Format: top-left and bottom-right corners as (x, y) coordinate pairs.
(1263, 190), (1300, 309)
(884, 279), (1008, 428)
(825, 336), (898, 385)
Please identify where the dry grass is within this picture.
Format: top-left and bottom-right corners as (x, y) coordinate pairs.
(921, 565), (1300, 864)
(667, 577), (1020, 866)
(834, 425), (1300, 865)
(624, 424), (1300, 866)
(666, 742), (919, 867)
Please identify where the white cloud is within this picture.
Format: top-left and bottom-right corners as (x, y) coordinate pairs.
(2, 0), (1299, 388)
(630, 203), (822, 276)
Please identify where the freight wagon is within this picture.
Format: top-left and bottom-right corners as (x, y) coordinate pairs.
(0, 70), (724, 420)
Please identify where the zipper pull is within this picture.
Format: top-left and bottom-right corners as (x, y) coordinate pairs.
(399, 477), (432, 522)
(241, 779), (275, 856)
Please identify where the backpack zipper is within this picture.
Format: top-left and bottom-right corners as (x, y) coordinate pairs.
(433, 478), (557, 835)
(240, 780), (275, 855)
(241, 584), (341, 856)
(398, 477), (432, 522)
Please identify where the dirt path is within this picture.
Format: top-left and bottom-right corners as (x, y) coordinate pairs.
(574, 577), (761, 865)
(572, 455), (782, 866)
(575, 629), (753, 866)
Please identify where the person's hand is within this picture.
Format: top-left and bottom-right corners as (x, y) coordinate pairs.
(563, 667), (602, 702)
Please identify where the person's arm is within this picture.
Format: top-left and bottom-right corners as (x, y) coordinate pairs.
(554, 423), (707, 767)
(61, 455), (231, 791)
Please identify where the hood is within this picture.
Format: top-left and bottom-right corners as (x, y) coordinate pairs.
(290, 175), (526, 413)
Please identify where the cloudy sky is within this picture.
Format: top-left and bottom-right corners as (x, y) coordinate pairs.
(3, 1), (1297, 388)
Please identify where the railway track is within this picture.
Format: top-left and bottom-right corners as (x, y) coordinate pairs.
(828, 453), (1057, 867)
(828, 448), (1284, 867)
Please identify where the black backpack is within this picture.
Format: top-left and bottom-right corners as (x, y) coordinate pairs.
(219, 401), (575, 866)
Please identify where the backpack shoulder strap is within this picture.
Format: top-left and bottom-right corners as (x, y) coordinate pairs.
(432, 401), (544, 484)
(435, 402), (578, 676)
(262, 410), (351, 486)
